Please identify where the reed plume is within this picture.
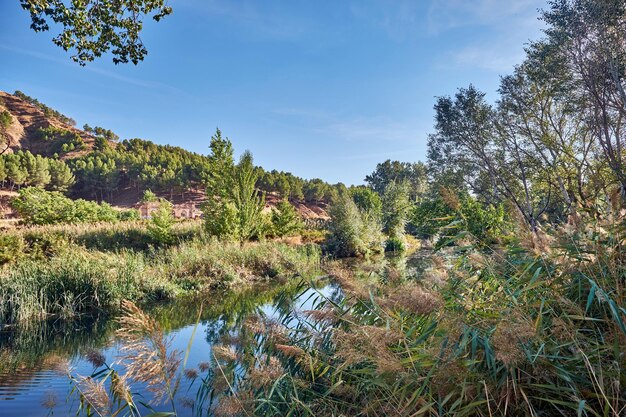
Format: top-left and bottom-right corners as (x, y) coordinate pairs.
(116, 300), (182, 407)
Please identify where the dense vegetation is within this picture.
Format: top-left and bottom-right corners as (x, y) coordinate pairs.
(0, 221), (321, 324)
(3, 1), (626, 416)
(0, 150), (75, 191)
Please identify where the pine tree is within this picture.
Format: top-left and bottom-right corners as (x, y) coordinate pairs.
(48, 159), (75, 193)
(271, 199), (303, 237)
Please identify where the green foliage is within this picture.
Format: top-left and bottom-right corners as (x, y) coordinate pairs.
(19, 1), (172, 65)
(0, 150), (76, 192)
(203, 136), (266, 242)
(381, 180), (412, 239)
(257, 169), (308, 200)
(349, 185), (382, 216)
(384, 235), (406, 252)
(203, 198), (239, 240)
(69, 137), (212, 200)
(326, 192), (384, 257)
(147, 199), (175, 245)
(232, 151), (267, 241)
(0, 234), (25, 265)
(410, 189), (507, 244)
(365, 159), (427, 199)
(0, 231), (320, 324)
(10, 187), (131, 225)
(36, 126), (85, 154)
(303, 178), (337, 203)
(141, 188), (158, 203)
(271, 199), (303, 237)
(47, 158), (75, 192)
(0, 110), (12, 128)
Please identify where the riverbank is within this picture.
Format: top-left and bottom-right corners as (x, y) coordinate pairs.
(0, 220), (322, 324)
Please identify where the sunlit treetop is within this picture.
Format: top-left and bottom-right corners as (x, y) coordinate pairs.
(20, 0), (172, 65)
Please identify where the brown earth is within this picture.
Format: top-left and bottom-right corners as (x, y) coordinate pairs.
(0, 90), (96, 158)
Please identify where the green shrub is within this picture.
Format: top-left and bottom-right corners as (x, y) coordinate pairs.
(325, 192), (384, 257)
(141, 189), (158, 203)
(349, 186), (382, 216)
(0, 234), (25, 265)
(147, 200), (175, 245)
(384, 235), (406, 252)
(10, 187), (133, 225)
(271, 199), (303, 237)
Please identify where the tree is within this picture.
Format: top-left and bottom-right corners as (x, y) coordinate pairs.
(205, 128), (234, 197)
(271, 199), (303, 237)
(0, 158), (6, 186)
(541, 0), (626, 198)
(326, 192), (384, 257)
(48, 159), (75, 192)
(232, 151), (266, 242)
(428, 86), (549, 232)
(0, 110), (12, 155)
(349, 186), (382, 218)
(203, 137), (266, 242)
(5, 154), (28, 190)
(365, 160), (427, 199)
(381, 181), (412, 240)
(20, 0), (173, 65)
(147, 199), (174, 245)
(141, 189), (158, 203)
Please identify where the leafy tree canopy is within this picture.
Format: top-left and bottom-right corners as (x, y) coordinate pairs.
(20, 0), (173, 65)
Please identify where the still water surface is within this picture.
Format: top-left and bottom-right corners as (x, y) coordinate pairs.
(0, 280), (339, 417)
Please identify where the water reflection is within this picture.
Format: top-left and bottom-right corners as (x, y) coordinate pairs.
(0, 253), (422, 416)
(0, 278), (331, 416)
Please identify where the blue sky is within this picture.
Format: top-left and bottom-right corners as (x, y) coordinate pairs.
(0, 0), (546, 185)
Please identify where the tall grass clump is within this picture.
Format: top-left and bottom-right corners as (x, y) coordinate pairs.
(0, 247), (176, 324)
(213, 215), (626, 416)
(325, 192), (384, 257)
(157, 239), (321, 290)
(0, 231), (321, 324)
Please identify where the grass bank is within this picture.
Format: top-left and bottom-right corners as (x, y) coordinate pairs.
(0, 221), (321, 324)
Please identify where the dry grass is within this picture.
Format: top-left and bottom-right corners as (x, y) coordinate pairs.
(116, 300), (182, 406)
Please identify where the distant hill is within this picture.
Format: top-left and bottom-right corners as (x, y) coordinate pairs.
(0, 91), (98, 158)
(0, 90), (330, 221)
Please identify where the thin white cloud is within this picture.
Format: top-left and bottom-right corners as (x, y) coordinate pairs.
(272, 106), (421, 144)
(337, 148), (421, 161)
(327, 116), (418, 143)
(0, 44), (185, 94)
(429, 0), (546, 73)
(349, 0), (421, 41)
(426, 0), (543, 33)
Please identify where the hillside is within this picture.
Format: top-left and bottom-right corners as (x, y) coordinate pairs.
(0, 90), (329, 221)
(0, 91), (97, 158)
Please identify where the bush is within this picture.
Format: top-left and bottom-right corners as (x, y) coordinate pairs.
(10, 187), (134, 225)
(325, 192), (384, 257)
(147, 200), (175, 245)
(0, 234), (25, 265)
(271, 199), (303, 237)
(384, 235), (406, 252)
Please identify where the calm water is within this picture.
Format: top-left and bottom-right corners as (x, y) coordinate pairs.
(0, 253), (428, 417)
(0, 280), (340, 417)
